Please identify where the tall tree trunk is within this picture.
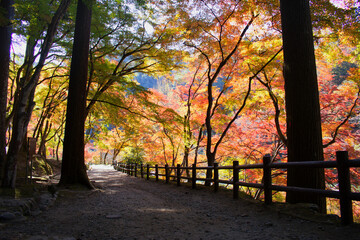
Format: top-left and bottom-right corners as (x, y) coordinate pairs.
(194, 125), (203, 166)
(59, 0), (93, 188)
(182, 146), (190, 178)
(182, 112), (192, 178)
(103, 151), (108, 165)
(280, 0), (326, 213)
(2, 0), (71, 188)
(0, 0), (13, 184)
(37, 119), (51, 159)
(205, 75), (214, 186)
(205, 152), (215, 186)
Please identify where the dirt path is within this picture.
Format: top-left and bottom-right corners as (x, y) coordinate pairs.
(1, 165), (359, 240)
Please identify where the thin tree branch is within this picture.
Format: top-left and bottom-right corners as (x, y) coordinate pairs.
(323, 88), (360, 148)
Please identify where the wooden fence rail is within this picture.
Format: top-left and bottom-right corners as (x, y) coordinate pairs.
(115, 150), (360, 225)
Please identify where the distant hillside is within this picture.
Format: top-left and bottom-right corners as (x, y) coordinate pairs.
(134, 73), (178, 95)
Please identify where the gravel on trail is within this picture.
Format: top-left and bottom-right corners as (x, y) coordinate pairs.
(1, 165), (359, 240)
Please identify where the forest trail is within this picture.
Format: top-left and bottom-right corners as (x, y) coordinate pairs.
(1, 165), (360, 240)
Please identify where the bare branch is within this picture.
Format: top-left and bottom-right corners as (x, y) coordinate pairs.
(323, 88), (360, 148)
(213, 47), (283, 154)
(210, 60), (236, 118)
(88, 99), (159, 123)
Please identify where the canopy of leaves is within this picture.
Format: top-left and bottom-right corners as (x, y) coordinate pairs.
(4, 0), (360, 219)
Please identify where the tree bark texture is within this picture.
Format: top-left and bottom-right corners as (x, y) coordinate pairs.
(205, 75), (215, 186)
(59, 0), (93, 188)
(0, 0), (13, 184)
(0, 0), (14, 186)
(280, 0), (326, 213)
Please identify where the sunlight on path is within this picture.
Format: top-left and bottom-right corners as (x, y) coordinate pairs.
(88, 164), (115, 171)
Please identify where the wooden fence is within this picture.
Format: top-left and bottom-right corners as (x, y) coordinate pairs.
(115, 150), (360, 225)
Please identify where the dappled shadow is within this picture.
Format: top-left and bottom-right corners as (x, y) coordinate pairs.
(1, 164), (360, 239)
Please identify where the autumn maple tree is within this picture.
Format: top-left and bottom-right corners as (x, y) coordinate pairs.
(0, 0), (359, 220)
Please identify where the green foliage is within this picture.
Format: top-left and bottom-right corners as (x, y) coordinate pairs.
(33, 157), (53, 176)
(14, 0), (61, 37)
(331, 61), (358, 85)
(6, 0), (360, 218)
(123, 146), (144, 165)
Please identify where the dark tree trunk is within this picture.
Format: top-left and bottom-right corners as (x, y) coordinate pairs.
(112, 148), (121, 164)
(205, 151), (216, 186)
(59, 0), (93, 188)
(194, 125), (203, 166)
(182, 146), (190, 178)
(182, 109), (192, 178)
(0, 0), (13, 184)
(205, 76), (214, 186)
(2, 0), (71, 188)
(37, 119), (51, 159)
(280, 0), (326, 213)
(103, 151), (108, 164)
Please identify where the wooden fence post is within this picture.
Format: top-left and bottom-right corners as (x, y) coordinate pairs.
(147, 164), (150, 180)
(155, 164), (159, 181)
(140, 164), (144, 178)
(233, 161), (239, 199)
(127, 164), (130, 175)
(336, 151), (353, 225)
(177, 164), (181, 186)
(134, 164), (137, 177)
(165, 164), (169, 183)
(214, 163), (219, 192)
(263, 155), (272, 205)
(192, 164), (196, 189)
